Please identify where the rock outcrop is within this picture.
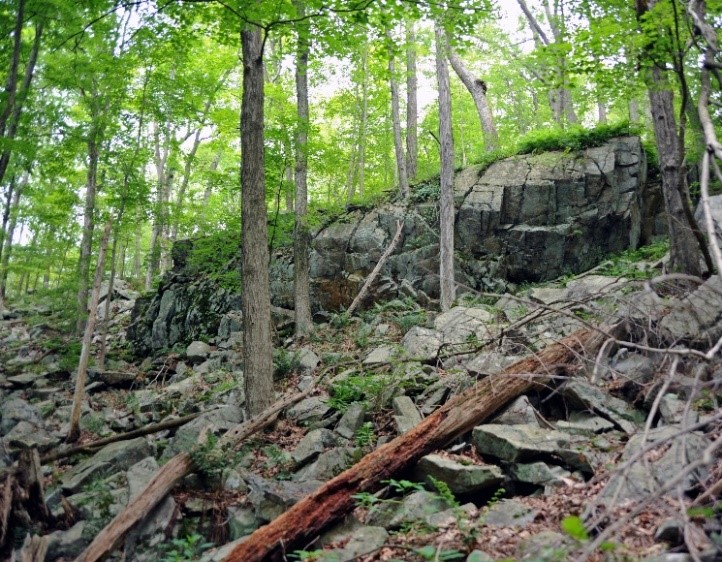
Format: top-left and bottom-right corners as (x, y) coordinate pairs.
(130, 136), (655, 354)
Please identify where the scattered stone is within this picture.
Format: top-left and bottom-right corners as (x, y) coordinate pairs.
(529, 286), (568, 304)
(245, 473), (323, 522)
(562, 380), (640, 434)
(126, 457), (176, 541)
(392, 396), (423, 434)
(363, 345), (395, 365)
(61, 437), (153, 494)
(3, 420), (57, 451)
(286, 396), (333, 426)
(317, 526), (389, 562)
(401, 327), (443, 362)
(7, 372), (42, 388)
(474, 424), (574, 464)
(45, 521), (88, 560)
(0, 397), (44, 435)
(555, 412), (615, 435)
(482, 498), (538, 527)
(227, 506), (261, 540)
(659, 393), (698, 426)
(515, 530), (570, 560)
(509, 462), (571, 486)
(414, 454), (503, 495)
(426, 502), (477, 528)
(434, 306), (494, 344)
(494, 396), (539, 426)
(292, 429), (339, 465)
(366, 490), (451, 529)
(659, 275), (722, 347)
(186, 340), (212, 363)
(655, 518), (684, 546)
(466, 551), (494, 562)
(162, 404), (243, 460)
(297, 347), (320, 371)
(335, 403), (366, 440)
(223, 469), (248, 492)
(293, 447), (355, 481)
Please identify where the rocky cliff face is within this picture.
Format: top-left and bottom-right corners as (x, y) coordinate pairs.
(129, 136), (656, 355)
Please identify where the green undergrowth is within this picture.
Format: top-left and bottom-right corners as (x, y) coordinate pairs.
(594, 238), (669, 279)
(515, 121), (643, 154)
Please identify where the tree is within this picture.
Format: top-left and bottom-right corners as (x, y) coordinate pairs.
(435, 20), (455, 311)
(240, 22), (274, 417)
(387, 29), (409, 200)
(405, 20), (418, 181)
(293, 0), (313, 336)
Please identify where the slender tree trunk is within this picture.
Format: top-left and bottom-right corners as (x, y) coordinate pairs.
(293, 0), (313, 336)
(241, 25), (274, 416)
(435, 22), (455, 311)
(67, 221), (112, 443)
(387, 32), (409, 201)
(284, 164), (294, 212)
(133, 227), (141, 281)
(0, 18), (42, 188)
(0, 177), (23, 308)
(203, 150), (222, 206)
(597, 100), (608, 124)
(448, 47), (498, 151)
(358, 42), (368, 199)
(629, 99), (640, 123)
(405, 20), (418, 181)
(97, 225), (120, 371)
(648, 66), (705, 275)
(345, 145), (358, 203)
(0, 0), (24, 139)
(77, 132), (100, 334)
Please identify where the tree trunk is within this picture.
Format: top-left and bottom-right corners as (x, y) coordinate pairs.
(629, 99), (640, 123)
(387, 32), (409, 201)
(0, 17), (42, 189)
(597, 100), (608, 124)
(405, 20), (418, 181)
(0, 0), (24, 139)
(293, 0), (313, 336)
(221, 324), (619, 562)
(97, 226), (120, 371)
(358, 42), (368, 199)
(241, 25), (274, 417)
(67, 221), (113, 443)
(435, 22), (455, 312)
(448, 47), (498, 151)
(76, 132), (99, 334)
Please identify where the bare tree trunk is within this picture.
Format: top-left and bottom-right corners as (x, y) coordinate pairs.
(405, 20), (418, 181)
(67, 221), (112, 443)
(241, 25), (274, 417)
(202, 150), (222, 206)
(0, 179), (22, 308)
(96, 227), (119, 371)
(629, 99), (640, 123)
(284, 164), (294, 212)
(448, 47), (498, 151)
(293, 0), (313, 336)
(597, 100), (608, 124)
(358, 42), (368, 199)
(76, 131), (100, 334)
(0, 0), (25, 139)
(387, 32), (409, 201)
(133, 227), (141, 280)
(435, 22), (456, 312)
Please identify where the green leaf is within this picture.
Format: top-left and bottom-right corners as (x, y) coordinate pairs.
(561, 515), (589, 541)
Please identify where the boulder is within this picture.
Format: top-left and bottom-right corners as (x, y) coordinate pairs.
(414, 454), (503, 495)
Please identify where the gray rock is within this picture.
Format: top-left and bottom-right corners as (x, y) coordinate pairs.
(515, 530), (570, 560)
(401, 327), (443, 362)
(482, 498), (538, 527)
(162, 404), (243, 460)
(0, 397), (43, 435)
(366, 490), (451, 529)
(126, 457), (176, 540)
(494, 396), (539, 426)
(530, 286), (568, 304)
(46, 521), (88, 560)
(223, 469), (248, 492)
(655, 518), (684, 545)
(316, 526), (389, 562)
(246, 473), (323, 522)
(415, 454), (503, 495)
(7, 372), (43, 387)
(335, 403), (366, 439)
(555, 413), (615, 435)
(3, 420), (57, 451)
(426, 502), (477, 528)
(227, 506), (261, 539)
(363, 345), (395, 365)
(695, 194), (722, 250)
(286, 396), (332, 425)
(659, 275), (722, 347)
(659, 393), (698, 426)
(600, 426), (710, 502)
(392, 396), (422, 434)
(292, 428), (339, 465)
(186, 340), (212, 362)
(562, 380), (640, 433)
(61, 437), (153, 494)
(434, 306), (494, 344)
(472, 424), (591, 472)
(297, 347), (320, 371)
(294, 447), (355, 481)
(510, 462), (571, 486)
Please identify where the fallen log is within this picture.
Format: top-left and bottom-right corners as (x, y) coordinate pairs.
(221, 323), (622, 562)
(74, 384), (319, 562)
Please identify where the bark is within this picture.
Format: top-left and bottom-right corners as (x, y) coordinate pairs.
(597, 100), (608, 124)
(293, 0), (313, 336)
(202, 151), (223, 206)
(221, 323), (619, 562)
(0, 18), (42, 188)
(387, 32), (409, 201)
(405, 20), (418, 181)
(357, 42), (368, 199)
(76, 130), (100, 334)
(347, 220), (404, 316)
(448, 47), (498, 151)
(241, 25), (274, 417)
(435, 23), (455, 312)
(629, 99), (640, 123)
(96, 227), (119, 371)
(0, 172), (26, 307)
(67, 222), (113, 443)
(0, 0), (25, 139)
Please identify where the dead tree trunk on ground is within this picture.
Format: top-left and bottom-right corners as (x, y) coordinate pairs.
(220, 323), (621, 562)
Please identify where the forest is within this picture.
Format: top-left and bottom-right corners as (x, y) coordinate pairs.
(1, 0), (722, 560)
